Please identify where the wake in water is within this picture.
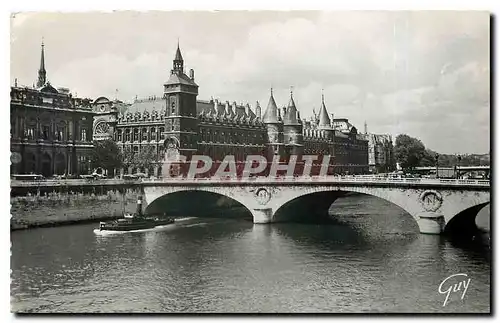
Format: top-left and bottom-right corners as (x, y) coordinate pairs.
(174, 217), (198, 222)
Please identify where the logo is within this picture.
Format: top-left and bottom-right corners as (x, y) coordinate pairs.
(420, 190), (443, 212)
(438, 273), (471, 307)
(255, 188), (271, 205)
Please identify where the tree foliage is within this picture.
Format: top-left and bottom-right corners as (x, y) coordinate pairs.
(122, 145), (158, 172)
(90, 139), (123, 175)
(394, 134), (426, 170)
(394, 133), (489, 171)
(133, 146), (158, 170)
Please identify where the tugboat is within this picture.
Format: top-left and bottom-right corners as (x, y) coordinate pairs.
(98, 196), (174, 232)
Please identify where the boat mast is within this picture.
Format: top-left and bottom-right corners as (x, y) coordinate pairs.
(136, 195), (143, 217)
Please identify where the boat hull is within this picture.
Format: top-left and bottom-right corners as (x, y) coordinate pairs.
(98, 218), (174, 232)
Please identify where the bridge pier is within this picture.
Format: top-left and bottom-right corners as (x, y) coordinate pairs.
(416, 212), (445, 235)
(252, 208), (274, 224)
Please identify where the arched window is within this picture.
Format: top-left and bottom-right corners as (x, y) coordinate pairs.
(171, 99), (176, 115)
(117, 129), (123, 142)
(150, 127), (156, 141)
(142, 128), (148, 141)
(159, 127), (165, 139)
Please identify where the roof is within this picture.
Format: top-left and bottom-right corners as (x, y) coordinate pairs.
(283, 95), (300, 125)
(127, 97), (166, 114)
(318, 97), (331, 128)
(164, 73), (197, 87)
(174, 44), (183, 61)
(262, 92), (280, 123)
(39, 82), (58, 94)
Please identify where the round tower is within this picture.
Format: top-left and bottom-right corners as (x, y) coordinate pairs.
(261, 88), (284, 159)
(283, 90), (304, 158)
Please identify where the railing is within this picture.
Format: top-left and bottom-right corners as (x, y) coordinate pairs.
(141, 176), (490, 186)
(11, 175), (490, 187)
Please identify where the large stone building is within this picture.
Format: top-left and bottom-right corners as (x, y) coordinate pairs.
(10, 42), (370, 178)
(359, 129), (395, 173)
(92, 45), (370, 176)
(10, 42), (95, 177)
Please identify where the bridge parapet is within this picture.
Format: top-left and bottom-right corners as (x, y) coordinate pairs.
(141, 176), (490, 188)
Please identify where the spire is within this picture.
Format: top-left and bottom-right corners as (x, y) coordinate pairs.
(172, 40), (184, 74)
(175, 39), (183, 61)
(262, 88), (280, 123)
(364, 121), (368, 134)
(318, 90), (331, 128)
(37, 39), (47, 88)
(284, 86), (300, 125)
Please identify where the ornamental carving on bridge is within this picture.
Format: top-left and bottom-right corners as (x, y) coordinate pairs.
(419, 190), (443, 212)
(254, 187), (272, 205)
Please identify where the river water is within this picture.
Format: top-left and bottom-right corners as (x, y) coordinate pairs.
(10, 194), (490, 313)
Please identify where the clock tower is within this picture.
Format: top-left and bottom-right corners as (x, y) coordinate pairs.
(163, 43), (199, 162)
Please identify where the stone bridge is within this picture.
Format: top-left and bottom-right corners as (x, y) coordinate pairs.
(142, 176), (490, 236)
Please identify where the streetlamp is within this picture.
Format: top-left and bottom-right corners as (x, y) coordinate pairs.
(435, 154), (439, 179)
(457, 155), (462, 179)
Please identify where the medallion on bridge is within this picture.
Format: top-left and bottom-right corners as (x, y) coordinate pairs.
(254, 187), (272, 205)
(419, 190), (443, 212)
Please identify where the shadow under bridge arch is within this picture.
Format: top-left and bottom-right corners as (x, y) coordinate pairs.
(272, 188), (418, 231)
(273, 190), (349, 224)
(444, 202), (490, 239)
(144, 190), (253, 221)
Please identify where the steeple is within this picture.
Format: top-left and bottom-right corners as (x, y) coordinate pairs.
(262, 88), (280, 124)
(364, 121), (368, 134)
(37, 39), (47, 88)
(284, 87), (300, 125)
(318, 90), (331, 128)
(172, 39), (184, 74)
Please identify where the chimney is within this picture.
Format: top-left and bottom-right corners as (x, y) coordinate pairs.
(214, 99), (220, 115)
(232, 101), (238, 115)
(245, 103), (251, 116)
(189, 68), (195, 80)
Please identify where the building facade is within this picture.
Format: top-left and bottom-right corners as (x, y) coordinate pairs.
(92, 45), (369, 176)
(10, 42), (95, 177)
(359, 132), (395, 173)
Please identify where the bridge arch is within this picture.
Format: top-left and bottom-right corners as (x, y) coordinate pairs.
(270, 186), (423, 228)
(444, 202), (490, 238)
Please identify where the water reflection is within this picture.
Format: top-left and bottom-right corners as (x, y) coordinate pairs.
(11, 195), (490, 313)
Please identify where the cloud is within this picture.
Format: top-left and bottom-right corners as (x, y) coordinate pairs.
(10, 11), (490, 154)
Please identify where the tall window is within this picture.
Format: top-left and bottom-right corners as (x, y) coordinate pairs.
(81, 129), (87, 141)
(42, 125), (50, 140)
(150, 127), (156, 141)
(133, 128), (139, 141)
(171, 99), (176, 115)
(117, 129), (122, 142)
(142, 128), (148, 141)
(159, 127), (165, 139)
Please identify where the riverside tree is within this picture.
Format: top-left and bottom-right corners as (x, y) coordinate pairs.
(394, 134), (426, 171)
(90, 139), (123, 176)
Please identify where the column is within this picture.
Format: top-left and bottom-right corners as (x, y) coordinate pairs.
(252, 208), (274, 224)
(416, 212), (445, 235)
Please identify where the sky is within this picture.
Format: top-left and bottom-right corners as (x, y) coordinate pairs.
(10, 11), (490, 154)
